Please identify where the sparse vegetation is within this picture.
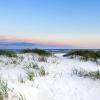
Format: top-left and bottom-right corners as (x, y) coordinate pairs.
(63, 50), (100, 62)
(18, 93), (26, 100)
(18, 74), (25, 83)
(21, 48), (51, 56)
(38, 56), (47, 62)
(39, 66), (46, 76)
(25, 62), (39, 70)
(0, 79), (9, 99)
(26, 70), (35, 81)
(72, 68), (100, 80)
(0, 50), (17, 57)
(25, 62), (47, 79)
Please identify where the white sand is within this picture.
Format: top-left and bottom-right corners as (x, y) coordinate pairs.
(0, 53), (100, 100)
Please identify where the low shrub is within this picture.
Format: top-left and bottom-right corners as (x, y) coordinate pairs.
(0, 50), (17, 57)
(21, 48), (51, 56)
(64, 50), (100, 61)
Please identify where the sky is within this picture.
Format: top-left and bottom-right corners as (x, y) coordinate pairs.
(0, 0), (100, 49)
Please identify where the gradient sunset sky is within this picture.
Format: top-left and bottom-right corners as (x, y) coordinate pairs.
(0, 0), (100, 48)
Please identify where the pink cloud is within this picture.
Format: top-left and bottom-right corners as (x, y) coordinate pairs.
(0, 34), (99, 48)
(0, 35), (66, 46)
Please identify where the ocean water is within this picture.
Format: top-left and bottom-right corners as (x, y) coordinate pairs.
(5, 49), (71, 53)
(0, 49), (100, 53)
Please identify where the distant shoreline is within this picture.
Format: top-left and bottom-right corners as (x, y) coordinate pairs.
(0, 49), (99, 53)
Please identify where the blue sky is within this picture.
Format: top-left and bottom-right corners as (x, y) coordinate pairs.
(0, 0), (100, 48)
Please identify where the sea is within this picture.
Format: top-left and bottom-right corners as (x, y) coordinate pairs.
(2, 49), (100, 53)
